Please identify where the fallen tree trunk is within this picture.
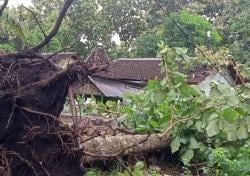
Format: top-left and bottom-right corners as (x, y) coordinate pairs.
(81, 133), (170, 163)
(60, 115), (171, 163)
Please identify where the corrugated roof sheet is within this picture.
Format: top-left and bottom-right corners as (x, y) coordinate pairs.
(89, 76), (141, 97)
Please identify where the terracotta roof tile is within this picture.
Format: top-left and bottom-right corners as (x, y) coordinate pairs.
(94, 58), (165, 81)
(84, 47), (109, 69)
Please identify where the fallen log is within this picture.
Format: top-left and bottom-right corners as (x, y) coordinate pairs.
(81, 133), (170, 163)
(60, 115), (171, 163)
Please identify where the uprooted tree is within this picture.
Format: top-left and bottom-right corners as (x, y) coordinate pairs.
(0, 0), (87, 175)
(1, 0), (250, 174)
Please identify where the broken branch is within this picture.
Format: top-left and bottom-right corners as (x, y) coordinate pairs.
(27, 0), (74, 52)
(22, 5), (47, 38)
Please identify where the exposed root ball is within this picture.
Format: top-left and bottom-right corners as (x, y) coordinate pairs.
(0, 53), (89, 176)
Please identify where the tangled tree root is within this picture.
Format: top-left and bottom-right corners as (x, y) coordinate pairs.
(0, 53), (90, 176)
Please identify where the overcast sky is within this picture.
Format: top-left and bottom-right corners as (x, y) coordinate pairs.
(7, 0), (33, 7)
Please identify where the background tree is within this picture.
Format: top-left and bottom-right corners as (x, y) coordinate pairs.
(67, 0), (146, 57)
(130, 27), (164, 57)
(1, 0), (72, 52)
(216, 0), (250, 65)
(0, 0), (24, 52)
(130, 11), (222, 57)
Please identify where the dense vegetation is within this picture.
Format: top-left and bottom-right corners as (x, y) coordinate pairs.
(1, 0), (250, 175)
(78, 46), (250, 175)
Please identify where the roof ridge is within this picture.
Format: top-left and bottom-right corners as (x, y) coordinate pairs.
(84, 47), (110, 68)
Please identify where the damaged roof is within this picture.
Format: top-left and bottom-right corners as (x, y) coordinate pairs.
(77, 48), (245, 98)
(186, 66), (213, 84)
(88, 76), (141, 98)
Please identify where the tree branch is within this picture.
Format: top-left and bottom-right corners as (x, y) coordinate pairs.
(27, 0), (74, 52)
(45, 46), (71, 60)
(0, 0), (9, 16)
(22, 5), (47, 38)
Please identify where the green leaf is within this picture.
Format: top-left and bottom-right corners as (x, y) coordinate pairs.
(199, 143), (207, 152)
(170, 72), (186, 83)
(181, 149), (194, 165)
(170, 136), (181, 153)
(159, 47), (169, 54)
(148, 118), (159, 129)
(222, 108), (239, 123)
(179, 84), (198, 97)
(134, 161), (144, 169)
(206, 119), (220, 137)
(135, 126), (149, 133)
(227, 130), (237, 141)
(209, 113), (219, 120)
(190, 85), (205, 96)
(146, 80), (159, 89)
(225, 124), (237, 141)
(186, 120), (194, 128)
(167, 89), (177, 101)
(218, 120), (224, 130)
(247, 119), (250, 133)
(189, 137), (200, 149)
(0, 14), (24, 39)
(241, 104), (250, 114)
(226, 95), (240, 107)
(195, 121), (204, 132)
(175, 47), (188, 55)
(237, 126), (249, 140)
(151, 91), (165, 103)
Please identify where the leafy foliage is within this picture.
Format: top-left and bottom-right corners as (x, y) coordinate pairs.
(64, 96), (123, 119)
(68, 0), (145, 56)
(0, 12), (24, 52)
(163, 11), (221, 51)
(206, 142), (250, 176)
(131, 11), (222, 57)
(1, 1), (70, 52)
(122, 45), (250, 166)
(131, 27), (164, 58)
(84, 161), (161, 176)
(0, 13), (24, 38)
(216, 0), (250, 65)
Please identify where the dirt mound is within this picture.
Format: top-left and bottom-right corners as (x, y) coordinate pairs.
(0, 53), (90, 176)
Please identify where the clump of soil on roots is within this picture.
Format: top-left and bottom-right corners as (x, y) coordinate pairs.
(0, 53), (90, 176)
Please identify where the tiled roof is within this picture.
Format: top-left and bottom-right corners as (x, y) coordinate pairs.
(82, 48), (210, 82)
(94, 58), (165, 81)
(84, 47), (110, 69)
